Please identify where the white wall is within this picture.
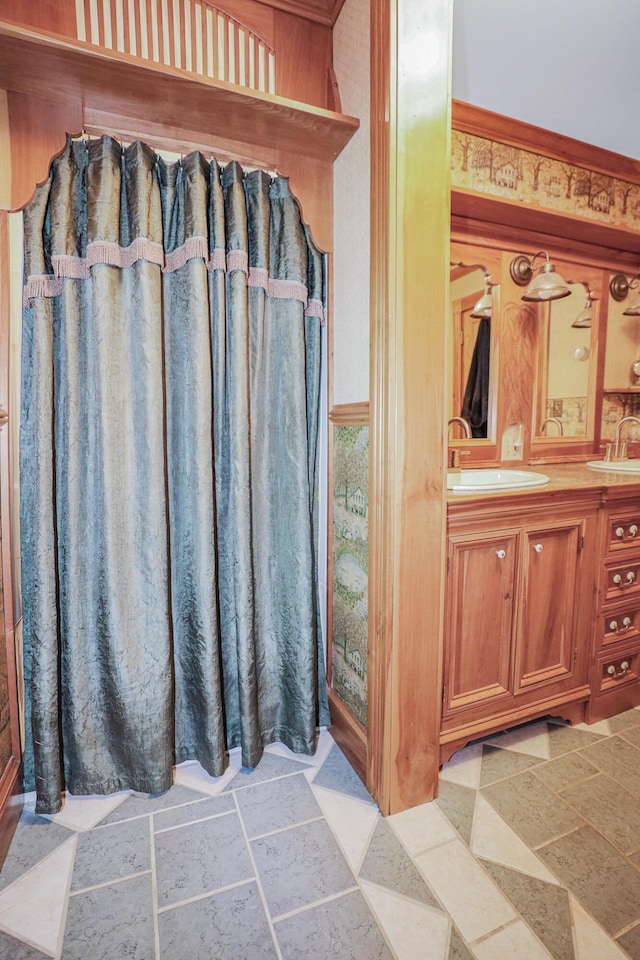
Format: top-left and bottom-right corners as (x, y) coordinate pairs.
(332, 0), (370, 405)
(453, 0), (640, 160)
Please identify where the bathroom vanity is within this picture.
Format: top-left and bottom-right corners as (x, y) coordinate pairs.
(442, 466), (640, 763)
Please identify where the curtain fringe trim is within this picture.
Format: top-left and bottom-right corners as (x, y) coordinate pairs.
(24, 237), (326, 322)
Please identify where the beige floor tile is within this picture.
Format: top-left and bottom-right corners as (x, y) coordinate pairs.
(0, 835), (77, 956)
(440, 743), (483, 789)
(360, 880), (450, 960)
(415, 838), (516, 942)
(41, 791), (131, 832)
(174, 754), (242, 796)
(311, 783), (380, 873)
(472, 920), (552, 959)
(570, 895), (629, 960)
(389, 800), (458, 856)
(485, 722), (551, 759)
(266, 729), (335, 769)
(471, 795), (559, 884)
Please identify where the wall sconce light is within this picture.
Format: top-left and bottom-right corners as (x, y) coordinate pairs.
(450, 261), (494, 318)
(510, 251), (572, 302)
(571, 282), (596, 328)
(609, 273), (640, 316)
(470, 280), (494, 319)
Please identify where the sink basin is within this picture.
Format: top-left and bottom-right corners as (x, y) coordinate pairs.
(447, 468), (550, 493)
(587, 459), (640, 473)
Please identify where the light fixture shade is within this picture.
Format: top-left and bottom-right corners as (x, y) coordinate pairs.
(624, 291), (640, 316)
(470, 285), (492, 319)
(572, 298), (592, 328)
(522, 261), (572, 302)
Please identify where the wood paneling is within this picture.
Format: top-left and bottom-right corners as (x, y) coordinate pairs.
(274, 11), (331, 109)
(0, 0), (76, 36)
(368, 0), (452, 814)
(0, 20), (358, 165)
(0, 19), (357, 220)
(7, 91), (82, 211)
(0, 211), (22, 867)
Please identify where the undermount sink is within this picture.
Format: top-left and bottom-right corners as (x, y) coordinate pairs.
(447, 468), (550, 493)
(587, 459), (640, 473)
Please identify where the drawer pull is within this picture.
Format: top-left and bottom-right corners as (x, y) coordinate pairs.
(533, 543), (543, 553)
(630, 525), (639, 537)
(613, 574), (623, 585)
(495, 549), (506, 559)
(627, 571), (636, 584)
(609, 620), (618, 632)
(606, 661), (631, 678)
(616, 526), (625, 538)
(623, 616), (632, 629)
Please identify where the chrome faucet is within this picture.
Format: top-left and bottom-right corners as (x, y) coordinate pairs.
(447, 417), (472, 469)
(605, 415), (640, 461)
(539, 417), (563, 436)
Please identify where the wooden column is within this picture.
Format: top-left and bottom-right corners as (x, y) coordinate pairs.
(368, 0), (452, 813)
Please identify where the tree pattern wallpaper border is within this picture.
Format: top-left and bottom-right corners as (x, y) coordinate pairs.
(331, 424), (368, 727)
(451, 130), (640, 230)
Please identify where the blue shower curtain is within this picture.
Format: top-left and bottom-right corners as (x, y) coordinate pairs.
(20, 136), (328, 814)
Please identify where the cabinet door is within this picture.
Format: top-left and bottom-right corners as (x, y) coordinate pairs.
(443, 530), (519, 715)
(514, 521), (584, 693)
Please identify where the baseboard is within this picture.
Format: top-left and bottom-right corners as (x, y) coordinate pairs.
(327, 687), (367, 787)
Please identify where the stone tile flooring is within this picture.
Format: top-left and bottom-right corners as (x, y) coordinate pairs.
(2, 715), (640, 958)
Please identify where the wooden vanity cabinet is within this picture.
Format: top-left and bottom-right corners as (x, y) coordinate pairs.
(441, 492), (600, 763)
(587, 489), (640, 722)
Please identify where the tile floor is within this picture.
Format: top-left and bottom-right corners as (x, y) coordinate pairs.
(2, 713), (640, 958)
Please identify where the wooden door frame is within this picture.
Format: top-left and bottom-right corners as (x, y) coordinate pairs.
(367, 0), (452, 813)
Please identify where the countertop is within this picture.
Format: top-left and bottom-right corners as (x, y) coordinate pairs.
(447, 461), (640, 505)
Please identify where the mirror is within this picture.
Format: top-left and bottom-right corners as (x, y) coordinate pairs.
(449, 263), (498, 440)
(533, 281), (597, 439)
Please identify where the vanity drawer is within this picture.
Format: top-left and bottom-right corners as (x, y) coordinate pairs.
(596, 647), (640, 695)
(603, 559), (640, 602)
(606, 513), (640, 554)
(600, 603), (640, 648)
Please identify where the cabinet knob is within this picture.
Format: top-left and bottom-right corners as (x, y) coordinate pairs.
(630, 525), (639, 537)
(621, 661), (630, 672)
(495, 549), (506, 559)
(627, 571), (636, 584)
(613, 573), (623, 585)
(623, 616), (632, 629)
(533, 543), (543, 553)
(607, 664), (616, 675)
(616, 526), (625, 538)
(609, 620), (618, 632)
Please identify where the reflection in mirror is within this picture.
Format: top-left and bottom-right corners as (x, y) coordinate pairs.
(534, 282), (596, 439)
(450, 263), (495, 439)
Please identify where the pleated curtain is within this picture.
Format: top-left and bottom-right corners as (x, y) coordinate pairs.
(20, 136), (328, 814)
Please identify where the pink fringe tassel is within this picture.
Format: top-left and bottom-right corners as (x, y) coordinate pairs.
(25, 241), (323, 317)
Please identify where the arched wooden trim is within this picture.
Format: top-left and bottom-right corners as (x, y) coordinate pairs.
(76, 0), (276, 93)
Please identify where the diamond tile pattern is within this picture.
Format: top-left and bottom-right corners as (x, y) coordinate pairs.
(3, 717), (640, 958)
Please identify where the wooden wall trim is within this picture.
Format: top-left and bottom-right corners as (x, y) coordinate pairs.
(452, 99), (640, 184)
(327, 687), (366, 784)
(452, 190), (640, 268)
(0, 20), (358, 199)
(329, 402), (369, 425)
(368, 0), (451, 814)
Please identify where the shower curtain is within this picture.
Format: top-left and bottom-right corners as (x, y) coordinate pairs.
(20, 136), (328, 814)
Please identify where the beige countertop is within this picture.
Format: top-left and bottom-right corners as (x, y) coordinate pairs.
(447, 461), (640, 504)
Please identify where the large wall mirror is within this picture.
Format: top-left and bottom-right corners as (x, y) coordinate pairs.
(449, 243), (501, 448)
(450, 236), (605, 465)
(533, 282), (598, 441)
